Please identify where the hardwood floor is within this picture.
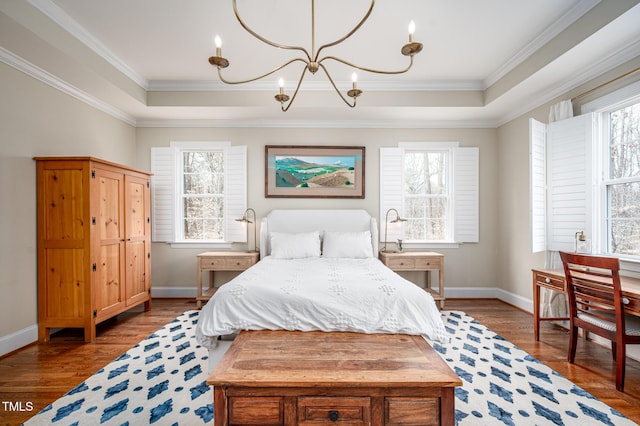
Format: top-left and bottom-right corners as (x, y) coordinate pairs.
(0, 298), (639, 425)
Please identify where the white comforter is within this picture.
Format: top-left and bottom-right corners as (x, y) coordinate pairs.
(195, 256), (449, 349)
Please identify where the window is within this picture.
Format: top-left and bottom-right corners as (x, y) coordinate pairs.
(150, 142), (247, 245)
(530, 81), (640, 261)
(181, 150), (225, 241)
(380, 143), (479, 246)
(601, 101), (640, 257)
(404, 150), (452, 241)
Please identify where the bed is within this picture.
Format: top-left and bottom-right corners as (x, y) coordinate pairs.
(197, 209), (457, 425)
(195, 209), (449, 349)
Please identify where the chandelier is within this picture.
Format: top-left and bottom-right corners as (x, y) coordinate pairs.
(208, 0), (423, 111)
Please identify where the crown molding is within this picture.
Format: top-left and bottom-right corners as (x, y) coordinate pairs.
(484, 0), (601, 88)
(495, 37), (640, 127)
(0, 47), (137, 126)
(27, 0), (148, 90)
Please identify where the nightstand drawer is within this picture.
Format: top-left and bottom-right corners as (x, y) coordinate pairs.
(199, 256), (255, 270)
(298, 397), (370, 425)
(415, 257), (442, 270)
(386, 257), (416, 270)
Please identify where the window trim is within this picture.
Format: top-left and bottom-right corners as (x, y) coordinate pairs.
(379, 142), (479, 249)
(150, 141), (246, 248)
(582, 84), (640, 262)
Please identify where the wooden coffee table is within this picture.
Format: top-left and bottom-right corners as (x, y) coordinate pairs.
(207, 330), (461, 425)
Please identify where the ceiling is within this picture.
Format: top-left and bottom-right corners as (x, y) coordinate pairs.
(1, 0), (640, 127)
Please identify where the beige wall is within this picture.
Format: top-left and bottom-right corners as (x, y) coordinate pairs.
(135, 127), (500, 295)
(0, 63), (137, 347)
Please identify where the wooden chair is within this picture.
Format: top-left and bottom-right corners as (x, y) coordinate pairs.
(559, 251), (640, 391)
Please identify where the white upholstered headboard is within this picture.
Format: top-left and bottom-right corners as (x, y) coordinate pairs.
(259, 209), (378, 258)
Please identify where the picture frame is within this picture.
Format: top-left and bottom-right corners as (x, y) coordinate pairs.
(265, 145), (365, 198)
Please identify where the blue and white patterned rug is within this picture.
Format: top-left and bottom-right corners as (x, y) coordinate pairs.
(25, 310), (637, 426)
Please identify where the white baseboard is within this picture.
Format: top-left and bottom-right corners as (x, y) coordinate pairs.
(444, 287), (533, 313)
(0, 324), (37, 357)
(151, 287), (196, 298)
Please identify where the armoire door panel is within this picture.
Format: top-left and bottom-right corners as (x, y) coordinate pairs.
(97, 171), (124, 242)
(42, 169), (85, 241)
(125, 240), (147, 303)
(43, 248), (85, 320)
(126, 177), (147, 239)
(97, 243), (123, 311)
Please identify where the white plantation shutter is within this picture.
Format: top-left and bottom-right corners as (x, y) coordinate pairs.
(530, 118), (547, 253)
(380, 145), (479, 244)
(150, 147), (176, 242)
(150, 143), (247, 243)
(547, 113), (594, 251)
(379, 147), (405, 243)
(453, 147), (479, 243)
(225, 145), (248, 242)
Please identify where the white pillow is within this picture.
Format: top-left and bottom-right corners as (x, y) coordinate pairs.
(270, 231), (321, 259)
(322, 231), (374, 258)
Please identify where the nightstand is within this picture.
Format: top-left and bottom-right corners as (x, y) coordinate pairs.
(379, 251), (446, 309)
(196, 251), (259, 308)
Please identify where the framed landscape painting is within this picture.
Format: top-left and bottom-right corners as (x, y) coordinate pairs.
(265, 145), (365, 198)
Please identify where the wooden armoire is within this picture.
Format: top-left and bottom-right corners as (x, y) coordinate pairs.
(34, 157), (152, 342)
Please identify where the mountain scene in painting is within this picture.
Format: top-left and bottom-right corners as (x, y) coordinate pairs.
(275, 156), (356, 188)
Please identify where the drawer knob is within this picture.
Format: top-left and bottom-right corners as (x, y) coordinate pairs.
(328, 410), (339, 422)
(545, 277), (551, 284)
(400, 262), (405, 266)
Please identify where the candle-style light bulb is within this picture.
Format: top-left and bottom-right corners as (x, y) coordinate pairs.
(351, 72), (358, 89)
(278, 78), (285, 94)
(408, 21), (416, 42)
(214, 35), (222, 48)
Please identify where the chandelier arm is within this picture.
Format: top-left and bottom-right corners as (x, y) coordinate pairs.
(280, 66), (311, 112)
(233, 0), (312, 62)
(319, 54), (415, 75)
(317, 63), (357, 108)
(217, 57), (309, 85)
(314, 0), (375, 61)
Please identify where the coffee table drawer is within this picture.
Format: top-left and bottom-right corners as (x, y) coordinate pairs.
(298, 397), (370, 425)
(386, 397), (440, 425)
(229, 396), (283, 425)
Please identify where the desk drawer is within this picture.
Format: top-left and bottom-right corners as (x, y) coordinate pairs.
(298, 397), (370, 425)
(534, 271), (565, 292)
(623, 293), (640, 315)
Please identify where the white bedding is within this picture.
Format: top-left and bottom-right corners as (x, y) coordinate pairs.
(195, 256), (449, 349)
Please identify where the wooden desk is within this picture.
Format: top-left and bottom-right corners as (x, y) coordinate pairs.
(208, 330), (461, 426)
(379, 251), (446, 309)
(196, 251), (259, 308)
(532, 268), (640, 340)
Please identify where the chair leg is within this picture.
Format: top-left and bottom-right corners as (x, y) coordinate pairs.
(568, 326), (578, 363)
(611, 342), (617, 361)
(615, 343), (626, 392)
